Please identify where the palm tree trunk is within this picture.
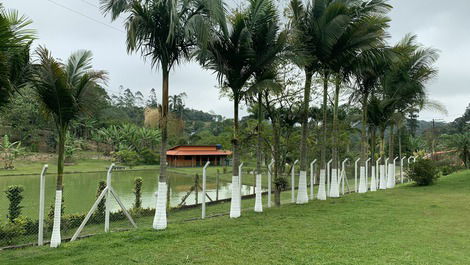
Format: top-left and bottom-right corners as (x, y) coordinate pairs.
(370, 126), (376, 162)
(298, 69), (312, 204)
(361, 92), (369, 165)
(229, 94), (241, 218)
(50, 126), (66, 248)
(332, 75), (340, 167)
(256, 92), (262, 174)
(321, 71), (329, 169)
(153, 68), (169, 230)
(388, 123), (395, 159)
(273, 119), (281, 207)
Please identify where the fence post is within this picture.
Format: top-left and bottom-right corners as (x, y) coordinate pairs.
(310, 159), (317, 200)
(400, 156), (406, 184)
(105, 163), (115, 233)
(38, 164), (48, 246)
(267, 160), (274, 208)
(202, 161), (210, 219)
(341, 159), (348, 195)
(365, 158), (371, 191)
(216, 169), (220, 201)
(326, 159), (333, 197)
(393, 156), (399, 186)
(354, 158), (360, 192)
(376, 157), (382, 190)
(291, 160), (299, 203)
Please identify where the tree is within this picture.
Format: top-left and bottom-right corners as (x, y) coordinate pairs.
(101, 0), (224, 229)
(0, 4), (35, 109)
(32, 47), (107, 247)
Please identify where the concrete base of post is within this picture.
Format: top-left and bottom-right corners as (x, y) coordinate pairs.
(379, 165), (387, 189)
(152, 182), (167, 230)
(387, 164), (395, 188)
(358, 167), (367, 193)
(329, 169), (340, 197)
(317, 169), (327, 200)
(50, 190), (62, 248)
(254, 174), (263, 212)
(370, 166), (377, 192)
(296, 171), (309, 204)
(230, 176), (241, 218)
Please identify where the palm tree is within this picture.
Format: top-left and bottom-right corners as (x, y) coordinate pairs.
(32, 46), (107, 248)
(196, 1), (279, 217)
(245, 0), (287, 208)
(0, 5), (35, 108)
(101, 0), (224, 229)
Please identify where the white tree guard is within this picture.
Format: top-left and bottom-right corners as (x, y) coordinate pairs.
(379, 165), (387, 189)
(370, 166), (377, 191)
(296, 171), (309, 204)
(230, 176), (241, 218)
(358, 167), (367, 193)
(254, 174), (263, 212)
(387, 164), (395, 188)
(317, 169), (327, 200)
(329, 169), (340, 197)
(50, 190), (62, 248)
(152, 182), (167, 230)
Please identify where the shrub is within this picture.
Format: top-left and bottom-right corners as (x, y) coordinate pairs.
(114, 150), (140, 167)
(13, 216), (38, 235)
(94, 181), (106, 221)
(0, 222), (24, 244)
(406, 159), (440, 186)
(140, 148), (159, 165)
(62, 213), (85, 229)
(4, 185), (24, 222)
(133, 177), (143, 209)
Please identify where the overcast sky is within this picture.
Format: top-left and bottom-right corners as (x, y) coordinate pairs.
(3, 0), (469, 121)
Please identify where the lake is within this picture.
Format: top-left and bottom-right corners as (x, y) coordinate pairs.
(0, 169), (255, 221)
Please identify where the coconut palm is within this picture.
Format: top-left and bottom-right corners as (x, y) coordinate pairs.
(32, 46), (107, 247)
(0, 5), (35, 108)
(100, 0), (224, 229)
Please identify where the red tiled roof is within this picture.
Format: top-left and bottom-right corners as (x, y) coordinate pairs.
(167, 150), (232, 156)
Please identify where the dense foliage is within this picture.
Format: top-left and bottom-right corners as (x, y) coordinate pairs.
(407, 159), (440, 186)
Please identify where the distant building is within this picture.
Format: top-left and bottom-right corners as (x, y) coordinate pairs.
(166, 145), (232, 167)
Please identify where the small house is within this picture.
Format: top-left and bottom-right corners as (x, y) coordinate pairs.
(166, 145), (232, 167)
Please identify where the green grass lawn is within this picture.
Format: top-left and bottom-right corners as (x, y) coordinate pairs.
(1, 170), (469, 264)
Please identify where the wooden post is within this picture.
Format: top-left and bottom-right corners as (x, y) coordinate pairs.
(216, 169), (220, 201)
(195, 174), (199, 205)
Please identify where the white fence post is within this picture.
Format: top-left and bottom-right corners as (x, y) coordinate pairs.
(310, 159), (317, 200)
(400, 156), (406, 184)
(291, 160), (299, 203)
(202, 161), (210, 219)
(341, 159), (348, 195)
(38, 164), (48, 246)
(326, 159), (333, 197)
(365, 158), (371, 190)
(267, 160), (274, 208)
(376, 157), (382, 190)
(354, 158), (360, 192)
(105, 163), (115, 233)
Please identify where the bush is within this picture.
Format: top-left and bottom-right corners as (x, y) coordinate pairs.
(140, 148), (159, 165)
(406, 159), (440, 186)
(133, 177), (143, 209)
(4, 185), (24, 222)
(0, 222), (24, 244)
(114, 150), (140, 167)
(13, 216), (38, 235)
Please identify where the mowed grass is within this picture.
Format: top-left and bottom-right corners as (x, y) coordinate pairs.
(1, 171), (469, 265)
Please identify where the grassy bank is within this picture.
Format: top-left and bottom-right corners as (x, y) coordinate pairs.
(1, 170), (469, 264)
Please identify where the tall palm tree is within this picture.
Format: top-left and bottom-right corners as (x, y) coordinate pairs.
(0, 5), (35, 108)
(246, 0), (287, 209)
(32, 46), (107, 248)
(101, 0), (224, 229)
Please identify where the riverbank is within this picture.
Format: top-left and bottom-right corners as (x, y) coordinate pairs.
(2, 170), (469, 264)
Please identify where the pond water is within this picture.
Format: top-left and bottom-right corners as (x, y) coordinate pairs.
(0, 170), (254, 221)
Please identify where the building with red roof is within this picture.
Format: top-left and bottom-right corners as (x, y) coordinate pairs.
(166, 145), (232, 167)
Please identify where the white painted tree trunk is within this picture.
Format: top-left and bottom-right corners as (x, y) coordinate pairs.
(387, 164), (395, 188)
(379, 165), (387, 190)
(50, 190), (62, 248)
(329, 169), (340, 197)
(254, 174), (263, 212)
(310, 165), (315, 200)
(370, 166), (377, 191)
(230, 176), (241, 218)
(358, 167), (367, 193)
(296, 171), (309, 204)
(317, 169), (327, 200)
(152, 182), (167, 230)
